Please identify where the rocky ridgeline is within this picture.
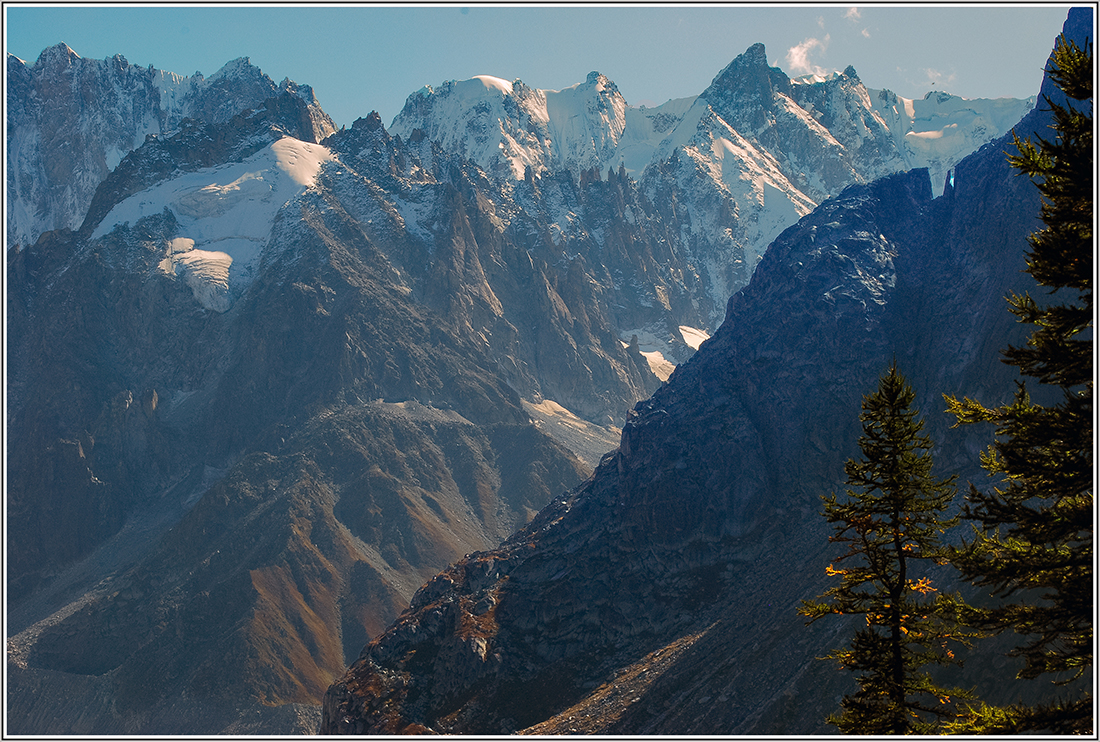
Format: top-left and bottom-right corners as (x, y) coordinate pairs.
(5, 43), (335, 248)
(319, 114), (681, 424)
(321, 22), (1086, 722)
(395, 42), (1034, 323)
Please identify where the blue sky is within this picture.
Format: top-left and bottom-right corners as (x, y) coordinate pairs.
(4, 4), (1081, 129)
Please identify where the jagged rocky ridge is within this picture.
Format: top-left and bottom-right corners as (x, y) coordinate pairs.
(5, 91), (596, 733)
(4, 27), (1062, 736)
(321, 10), (1091, 734)
(6, 41), (730, 731)
(393, 44), (1034, 322)
(5, 43), (335, 248)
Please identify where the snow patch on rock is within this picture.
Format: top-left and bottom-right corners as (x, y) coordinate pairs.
(621, 325), (711, 381)
(678, 325), (711, 351)
(175, 249), (233, 311)
(93, 136), (333, 311)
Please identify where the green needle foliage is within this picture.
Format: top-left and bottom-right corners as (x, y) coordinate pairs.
(801, 363), (975, 734)
(943, 33), (1093, 735)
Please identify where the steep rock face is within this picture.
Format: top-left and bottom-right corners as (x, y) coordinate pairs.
(5, 44), (334, 248)
(6, 98), (595, 733)
(698, 43), (867, 202)
(321, 37), (1071, 727)
(788, 65), (909, 184)
(637, 101), (816, 318)
(321, 116), (684, 424)
(385, 45), (1032, 326)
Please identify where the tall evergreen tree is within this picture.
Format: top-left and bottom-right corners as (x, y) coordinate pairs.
(801, 363), (972, 734)
(943, 33), (1093, 735)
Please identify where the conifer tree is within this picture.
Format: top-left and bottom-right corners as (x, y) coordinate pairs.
(943, 34), (1092, 735)
(801, 363), (972, 734)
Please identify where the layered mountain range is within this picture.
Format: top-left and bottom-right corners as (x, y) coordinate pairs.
(323, 9), (1091, 734)
(5, 15), (1074, 735)
(388, 45), (1033, 322)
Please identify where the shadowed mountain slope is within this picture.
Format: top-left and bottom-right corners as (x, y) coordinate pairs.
(5, 95), (591, 733)
(321, 11), (1091, 733)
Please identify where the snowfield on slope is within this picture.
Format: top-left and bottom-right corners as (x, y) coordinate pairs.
(92, 137), (333, 311)
(620, 325), (711, 381)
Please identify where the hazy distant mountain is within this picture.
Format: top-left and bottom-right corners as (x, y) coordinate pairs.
(392, 46), (1033, 321)
(5, 43), (335, 249)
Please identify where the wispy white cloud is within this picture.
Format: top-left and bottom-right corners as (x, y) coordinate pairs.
(786, 34), (831, 76)
(817, 15), (826, 29)
(845, 7), (861, 21)
(861, 28), (871, 38)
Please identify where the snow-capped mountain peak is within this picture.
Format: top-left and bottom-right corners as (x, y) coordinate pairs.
(391, 74), (533, 178)
(208, 56), (259, 81)
(390, 70), (628, 180)
(380, 44), (1034, 328)
(33, 41), (80, 68)
(700, 42), (795, 127)
(543, 71), (627, 170)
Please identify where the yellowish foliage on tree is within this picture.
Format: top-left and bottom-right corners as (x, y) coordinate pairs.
(907, 577), (937, 595)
